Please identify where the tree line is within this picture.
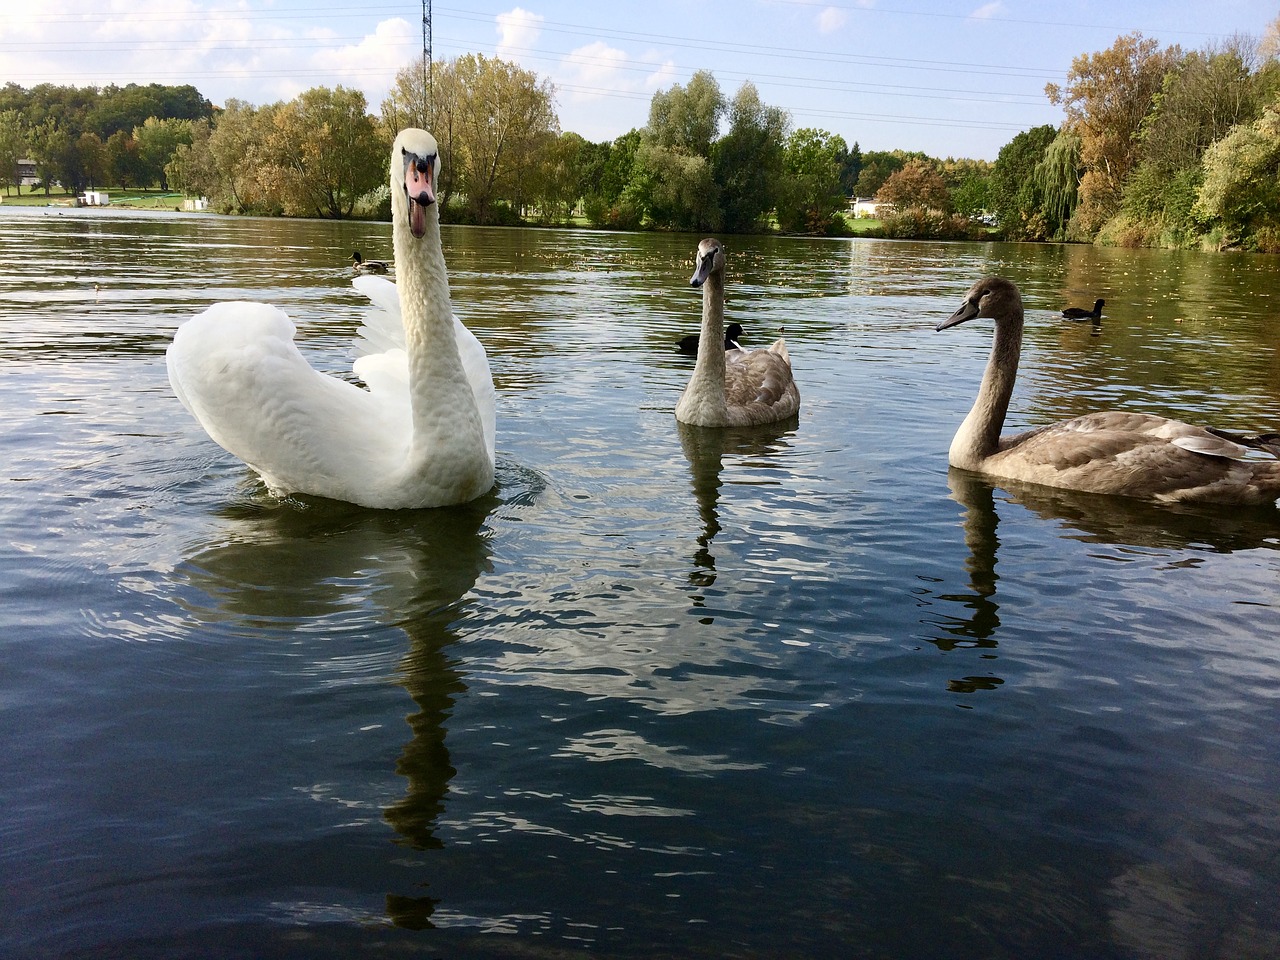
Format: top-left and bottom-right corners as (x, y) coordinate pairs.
(0, 81), (213, 195)
(2, 14), (1278, 250)
(993, 20), (1280, 251)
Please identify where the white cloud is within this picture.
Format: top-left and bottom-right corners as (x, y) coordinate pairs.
(496, 7), (544, 61)
(311, 17), (415, 105)
(968, 2), (1004, 20)
(558, 41), (675, 100)
(816, 7), (849, 34)
(548, 41), (676, 141)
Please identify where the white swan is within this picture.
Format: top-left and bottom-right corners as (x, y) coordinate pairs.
(167, 128), (496, 509)
(675, 238), (800, 427)
(938, 276), (1280, 505)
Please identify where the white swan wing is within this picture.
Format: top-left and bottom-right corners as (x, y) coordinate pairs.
(167, 301), (401, 500)
(350, 275), (496, 462)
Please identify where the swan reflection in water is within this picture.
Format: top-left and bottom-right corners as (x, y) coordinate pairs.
(937, 468), (1280, 696)
(675, 417), (800, 592)
(951, 467), (1280, 555)
(174, 489), (502, 931)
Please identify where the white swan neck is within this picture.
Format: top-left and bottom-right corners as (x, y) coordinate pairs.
(394, 208), (489, 485)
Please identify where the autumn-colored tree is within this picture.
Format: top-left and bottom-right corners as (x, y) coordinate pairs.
(876, 158), (950, 212)
(255, 87), (384, 218)
(445, 54), (558, 223)
(205, 100), (268, 212)
(1046, 32), (1180, 235)
(382, 55), (465, 209)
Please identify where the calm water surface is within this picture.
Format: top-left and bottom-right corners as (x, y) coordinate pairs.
(2, 207), (1279, 959)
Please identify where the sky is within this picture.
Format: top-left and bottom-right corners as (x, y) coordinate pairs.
(3, 1), (1278, 160)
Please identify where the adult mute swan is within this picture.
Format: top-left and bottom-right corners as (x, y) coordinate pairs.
(937, 277), (1280, 505)
(167, 128), (496, 509)
(1061, 297), (1104, 321)
(675, 238), (799, 427)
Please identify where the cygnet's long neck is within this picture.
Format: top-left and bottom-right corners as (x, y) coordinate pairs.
(394, 203), (487, 474)
(689, 271), (728, 409)
(950, 309), (1022, 470)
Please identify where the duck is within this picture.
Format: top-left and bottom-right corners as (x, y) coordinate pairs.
(1061, 297), (1104, 321)
(937, 277), (1280, 505)
(675, 238), (800, 427)
(167, 128), (496, 509)
(352, 250), (390, 274)
(677, 322), (744, 355)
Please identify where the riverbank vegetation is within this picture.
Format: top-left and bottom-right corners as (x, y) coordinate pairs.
(1, 13), (1278, 249)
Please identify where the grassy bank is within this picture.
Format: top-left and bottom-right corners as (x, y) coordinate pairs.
(1, 185), (188, 210)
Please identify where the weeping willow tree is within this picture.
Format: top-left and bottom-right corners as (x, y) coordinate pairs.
(1033, 131), (1081, 240)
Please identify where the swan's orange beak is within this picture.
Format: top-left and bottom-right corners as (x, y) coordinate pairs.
(403, 152), (436, 239)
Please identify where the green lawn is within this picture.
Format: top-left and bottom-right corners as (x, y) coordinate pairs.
(2, 185), (188, 209)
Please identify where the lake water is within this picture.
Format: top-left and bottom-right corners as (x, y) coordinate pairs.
(2, 207), (1279, 959)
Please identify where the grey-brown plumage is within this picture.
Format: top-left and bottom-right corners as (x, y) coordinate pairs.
(675, 238), (800, 428)
(938, 277), (1280, 505)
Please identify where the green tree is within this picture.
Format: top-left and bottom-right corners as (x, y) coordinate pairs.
(853, 150), (922, 197)
(776, 127), (847, 234)
(75, 131), (105, 190)
(0, 109), (26, 195)
(582, 129), (643, 228)
(1194, 99), (1280, 250)
(88, 83), (212, 138)
(104, 129), (146, 190)
(626, 142), (719, 231)
(528, 131), (586, 223)
(1113, 40), (1270, 246)
(989, 124), (1058, 239)
(838, 141), (863, 196)
(1033, 131), (1081, 239)
(27, 119), (73, 194)
(647, 70), (725, 154)
(166, 119), (218, 200)
(205, 100), (268, 212)
(134, 117), (192, 190)
(401, 53), (558, 225)
(626, 71), (727, 231)
(712, 82), (789, 233)
(941, 158), (994, 219)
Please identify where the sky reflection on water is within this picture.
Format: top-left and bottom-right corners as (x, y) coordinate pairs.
(1, 209), (1279, 959)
